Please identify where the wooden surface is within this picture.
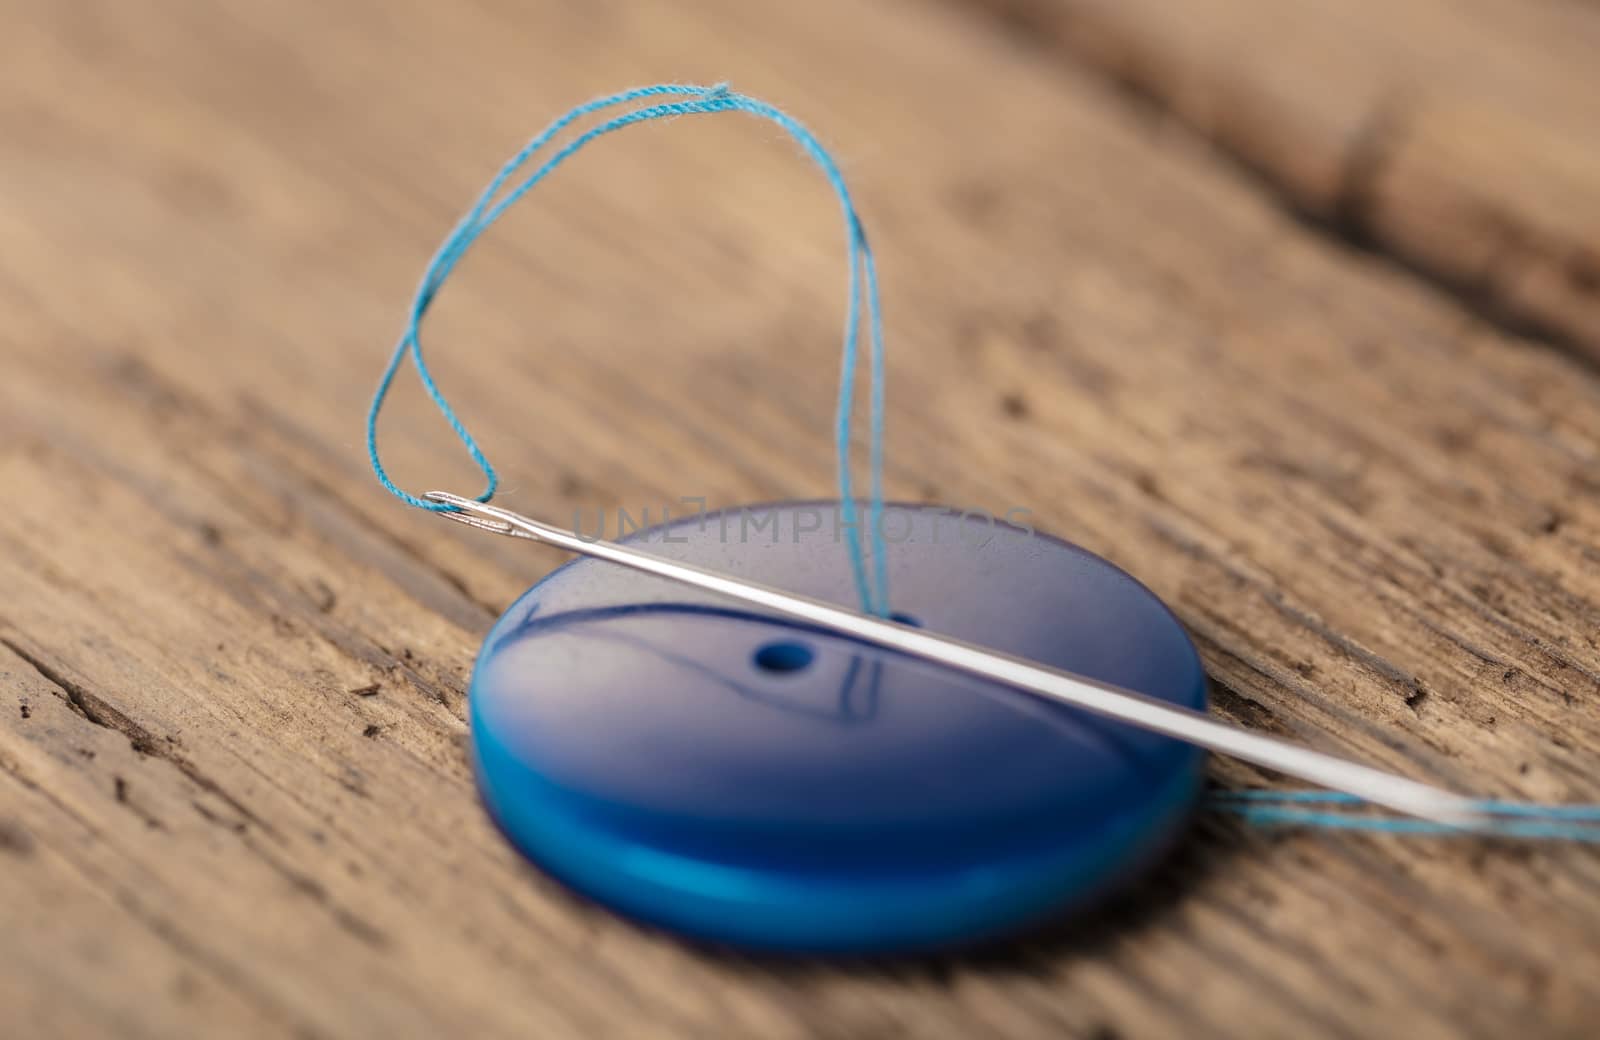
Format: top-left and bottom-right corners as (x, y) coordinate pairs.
(967, 0), (1600, 364)
(1, 0), (1598, 1036)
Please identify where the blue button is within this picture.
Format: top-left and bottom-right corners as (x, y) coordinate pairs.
(471, 502), (1206, 953)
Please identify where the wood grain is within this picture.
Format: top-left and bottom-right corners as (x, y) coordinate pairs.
(959, 0), (1600, 364)
(0, 0), (1597, 1037)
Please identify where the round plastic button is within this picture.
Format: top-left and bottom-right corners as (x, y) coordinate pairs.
(470, 502), (1206, 953)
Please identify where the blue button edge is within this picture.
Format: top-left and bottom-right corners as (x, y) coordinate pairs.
(472, 702), (1204, 953)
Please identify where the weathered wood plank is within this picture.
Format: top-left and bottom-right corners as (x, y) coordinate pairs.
(958, 0), (1600, 363)
(0, 0), (1597, 1037)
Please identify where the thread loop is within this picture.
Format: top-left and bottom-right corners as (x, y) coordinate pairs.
(367, 84), (891, 613)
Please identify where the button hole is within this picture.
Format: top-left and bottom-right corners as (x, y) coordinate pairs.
(753, 641), (814, 674)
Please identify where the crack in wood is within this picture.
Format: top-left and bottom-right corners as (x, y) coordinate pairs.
(0, 632), (281, 841)
(1330, 93), (1412, 245)
(0, 636), (178, 759)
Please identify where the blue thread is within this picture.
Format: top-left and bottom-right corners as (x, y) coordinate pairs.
(1209, 801), (1600, 842)
(367, 83), (890, 614)
(1207, 790), (1600, 840)
(1211, 789), (1600, 820)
